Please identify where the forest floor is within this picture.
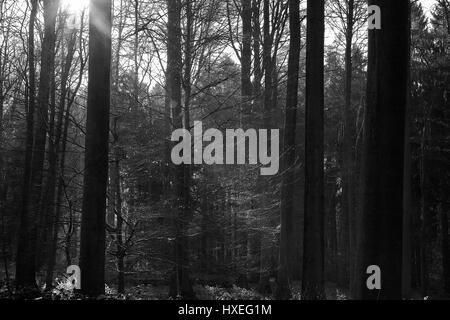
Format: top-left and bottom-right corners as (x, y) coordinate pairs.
(1, 279), (447, 300)
(0, 280), (349, 300)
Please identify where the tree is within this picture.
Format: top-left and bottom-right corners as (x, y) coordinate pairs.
(276, 0), (301, 300)
(45, 20), (79, 289)
(167, 0), (195, 299)
(80, 0), (112, 296)
(16, 0), (59, 291)
(15, 0), (38, 291)
(357, 0), (409, 300)
(302, 0), (325, 300)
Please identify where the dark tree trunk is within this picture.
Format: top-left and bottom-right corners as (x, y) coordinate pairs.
(276, 0), (300, 300)
(16, 0), (37, 289)
(301, 0), (326, 300)
(80, 0), (112, 297)
(167, 0), (195, 299)
(402, 89), (413, 299)
(402, 7), (412, 299)
(357, 0), (409, 300)
(29, 0), (59, 269)
(16, 0), (56, 291)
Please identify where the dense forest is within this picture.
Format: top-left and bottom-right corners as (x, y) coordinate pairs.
(0, 0), (449, 300)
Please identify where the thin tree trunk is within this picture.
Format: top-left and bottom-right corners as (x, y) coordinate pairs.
(0, 1), (7, 290)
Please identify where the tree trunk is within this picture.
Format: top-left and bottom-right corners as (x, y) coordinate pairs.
(0, 1), (8, 290)
(29, 0), (59, 270)
(167, 0), (195, 299)
(357, 0), (409, 300)
(402, 5), (412, 299)
(301, 0), (325, 300)
(80, 0), (112, 297)
(276, 0), (300, 300)
(16, 0), (55, 291)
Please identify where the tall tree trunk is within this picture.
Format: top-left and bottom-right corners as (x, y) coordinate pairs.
(302, 0), (325, 300)
(339, 0), (354, 293)
(402, 85), (413, 300)
(357, 0), (409, 300)
(16, 0), (56, 291)
(108, 0), (124, 226)
(256, 0), (276, 294)
(0, 1), (7, 289)
(80, 0), (112, 296)
(402, 5), (412, 299)
(276, 0), (300, 300)
(16, 0), (37, 289)
(29, 0), (59, 269)
(111, 0), (131, 295)
(167, 0), (195, 299)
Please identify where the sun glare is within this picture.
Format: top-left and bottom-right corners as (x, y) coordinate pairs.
(61, 0), (90, 14)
